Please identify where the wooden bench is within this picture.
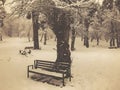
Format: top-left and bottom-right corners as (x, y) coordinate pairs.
(27, 60), (71, 86)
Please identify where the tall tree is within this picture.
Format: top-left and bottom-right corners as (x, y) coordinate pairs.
(11, 0), (55, 49)
(102, 0), (120, 48)
(71, 27), (76, 51)
(83, 3), (98, 48)
(47, 7), (72, 63)
(31, 10), (40, 49)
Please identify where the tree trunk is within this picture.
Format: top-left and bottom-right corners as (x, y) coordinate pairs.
(0, 34), (2, 41)
(71, 29), (76, 51)
(85, 37), (89, 48)
(110, 37), (115, 47)
(116, 35), (120, 48)
(110, 38), (113, 47)
(44, 30), (47, 45)
(113, 38), (115, 46)
(49, 8), (72, 63)
(84, 31), (89, 48)
(116, 37), (119, 47)
(56, 29), (71, 63)
(84, 18), (89, 48)
(97, 37), (99, 46)
(118, 36), (120, 48)
(32, 11), (39, 49)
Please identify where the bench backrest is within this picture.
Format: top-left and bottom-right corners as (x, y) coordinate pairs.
(34, 60), (70, 72)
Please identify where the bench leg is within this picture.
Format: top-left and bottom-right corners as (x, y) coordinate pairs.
(66, 69), (71, 81)
(27, 65), (33, 78)
(34, 60), (36, 69)
(69, 69), (71, 81)
(62, 73), (65, 86)
(27, 67), (29, 78)
(69, 75), (71, 81)
(27, 72), (29, 78)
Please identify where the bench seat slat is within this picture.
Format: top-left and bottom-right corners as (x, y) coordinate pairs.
(36, 60), (70, 67)
(36, 67), (67, 73)
(36, 64), (69, 71)
(36, 64), (69, 68)
(37, 62), (54, 65)
(36, 64), (54, 67)
(36, 60), (55, 63)
(35, 61), (70, 70)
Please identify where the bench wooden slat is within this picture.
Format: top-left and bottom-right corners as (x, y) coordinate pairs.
(36, 63), (69, 68)
(35, 60), (70, 70)
(36, 65), (67, 72)
(36, 60), (70, 66)
(36, 60), (55, 63)
(36, 64), (69, 71)
(36, 67), (67, 73)
(36, 65), (54, 69)
(36, 62), (54, 66)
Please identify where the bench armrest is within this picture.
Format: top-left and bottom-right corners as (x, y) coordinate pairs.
(28, 65), (33, 69)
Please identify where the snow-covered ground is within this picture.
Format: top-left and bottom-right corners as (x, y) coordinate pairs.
(0, 37), (120, 90)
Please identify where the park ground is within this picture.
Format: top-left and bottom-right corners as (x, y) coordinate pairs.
(0, 37), (120, 90)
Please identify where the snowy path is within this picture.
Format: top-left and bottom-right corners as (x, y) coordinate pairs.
(0, 38), (120, 90)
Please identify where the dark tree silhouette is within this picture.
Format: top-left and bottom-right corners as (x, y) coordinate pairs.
(111, 20), (120, 48)
(48, 8), (72, 63)
(84, 17), (90, 48)
(31, 11), (40, 49)
(71, 28), (76, 51)
(82, 3), (98, 48)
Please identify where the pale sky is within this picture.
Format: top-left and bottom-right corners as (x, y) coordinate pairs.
(96, 0), (104, 5)
(5, 0), (13, 13)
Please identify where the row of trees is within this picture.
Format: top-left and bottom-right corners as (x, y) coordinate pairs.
(0, 0), (6, 40)
(69, 0), (120, 49)
(1, 0), (120, 63)
(8, 0), (73, 63)
(101, 0), (120, 48)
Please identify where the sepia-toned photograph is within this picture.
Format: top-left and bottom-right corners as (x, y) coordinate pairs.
(0, 0), (120, 90)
